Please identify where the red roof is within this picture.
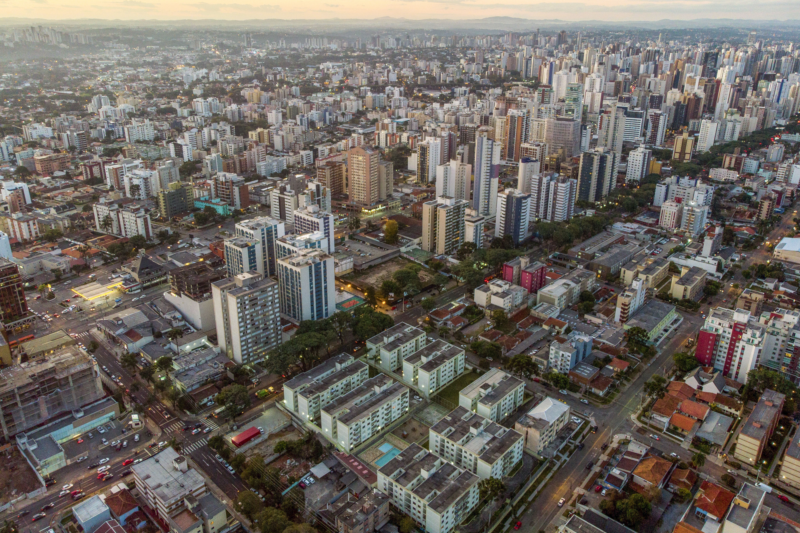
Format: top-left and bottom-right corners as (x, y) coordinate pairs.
(696, 481), (736, 519)
(669, 412), (698, 432)
(480, 329), (503, 342)
(543, 317), (567, 329)
(334, 452), (377, 485)
(105, 489), (139, 517)
(679, 400), (710, 420)
(607, 358), (630, 371)
(231, 426), (260, 447)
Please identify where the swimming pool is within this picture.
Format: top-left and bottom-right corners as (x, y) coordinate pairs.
(375, 445), (401, 467)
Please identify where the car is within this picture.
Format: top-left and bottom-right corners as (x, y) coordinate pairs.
(601, 443), (608, 451)
(98, 458), (109, 465)
(601, 489), (608, 496)
(559, 389), (568, 395)
(258, 427), (264, 434)
(514, 522), (522, 530)
(148, 443), (157, 448)
(133, 458), (143, 464)
(594, 485), (602, 493)
(192, 428), (201, 435)
(121, 469), (132, 477)
(194, 422), (203, 428)
(88, 432), (93, 439)
(41, 502), (55, 511)
(17, 511), (29, 518)
(578, 443), (585, 450)
(62, 484), (73, 491)
(299, 480), (308, 488)
(116, 443), (123, 451)
(123, 440), (128, 448)
(59, 490), (70, 497)
(134, 434), (140, 442)
(184, 425), (192, 431)
(32, 513), (47, 522)
(778, 495), (790, 503)
(158, 441), (167, 448)
(97, 465), (110, 473)
(88, 463), (100, 469)
(203, 427), (212, 434)
(98, 472), (108, 480)
(71, 490), (81, 497)
(671, 453), (678, 458)
(44, 478), (56, 487)
(586, 461), (593, 470)
(76, 438), (84, 444)
(558, 498), (566, 507)
(103, 474), (114, 481)
(123, 459), (134, 466)
(101, 438), (108, 445)
(580, 399), (589, 404)
(650, 434), (660, 441)
(72, 492), (85, 501)
(98, 426), (106, 434)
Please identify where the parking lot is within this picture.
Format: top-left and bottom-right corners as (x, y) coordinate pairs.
(60, 421), (148, 466)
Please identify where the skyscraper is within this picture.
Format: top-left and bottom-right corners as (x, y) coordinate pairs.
(495, 189), (531, 246)
(417, 138), (441, 184)
(224, 237), (263, 277)
(473, 129), (500, 217)
(697, 120), (718, 152)
(212, 272), (281, 365)
(436, 160), (472, 201)
(503, 110), (529, 162)
(293, 205), (336, 254)
(347, 146), (380, 206)
(516, 158), (541, 194)
(317, 161), (346, 196)
(626, 146), (652, 183)
(421, 196), (468, 255)
(529, 174), (576, 222)
(277, 249), (336, 323)
(564, 83), (583, 122)
(234, 216), (285, 277)
(577, 148), (620, 203)
(544, 117), (581, 158)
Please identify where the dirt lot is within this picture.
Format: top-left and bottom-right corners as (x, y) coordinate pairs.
(242, 427), (303, 462)
(271, 454), (313, 484)
(391, 417), (430, 445)
(350, 258), (434, 290)
(0, 445), (43, 504)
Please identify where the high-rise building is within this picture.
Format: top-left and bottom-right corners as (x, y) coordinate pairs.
(531, 174), (577, 222)
(503, 110), (529, 162)
(293, 205), (336, 254)
(212, 272), (281, 365)
(577, 148), (620, 202)
(464, 209), (486, 249)
(347, 146), (380, 206)
(544, 117), (581, 158)
(378, 160), (394, 201)
(697, 120), (718, 152)
(598, 104), (626, 154)
(516, 158), (541, 194)
(270, 184), (300, 225)
(0, 259), (28, 326)
(473, 130), (500, 217)
(421, 196), (468, 255)
(645, 110), (667, 146)
(436, 160), (471, 201)
(659, 201), (683, 229)
(224, 237), (262, 277)
(614, 278), (645, 323)
(417, 138), (441, 184)
(495, 189), (531, 246)
(672, 132), (695, 162)
(626, 146), (652, 183)
(299, 181), (332, 213)
(277, 249), (336, 323)
(211, 172), (250, 209)
(317, 161), (346, 196)
(157, 182), (194, 220)
(695, 307), (765, 384)
(681, 201), (709, 236)
(564, 83), (583, 122)
(234, 216), (285, 277)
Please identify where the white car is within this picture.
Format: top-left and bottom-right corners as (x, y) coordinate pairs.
(559, 389), (568, 395)
(134, 434), (140, 442)
(98, 458), (109, 465)
(98, 427), (106, 434)
(62, 484), (73, 491)
(558, 498), (566, 507)
(670, 453), (678, 458)
(727, 469), (737, 475)
(192, 429), (201, 435)
(76, 456), (88, 463)
(97, 465), (110, 473)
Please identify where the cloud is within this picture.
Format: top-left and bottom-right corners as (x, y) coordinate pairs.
(193, 2), (281, 11)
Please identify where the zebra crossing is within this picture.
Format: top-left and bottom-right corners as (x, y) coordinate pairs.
(164, 418), (220, 434)
(183, 438), (208, 454)
(75, 331), (92, 339)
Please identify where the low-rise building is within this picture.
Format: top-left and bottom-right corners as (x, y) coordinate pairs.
(625, 299), (679, 342)
(73, 496), (112, 533)
(283, 354), (367, 423)
(429, 406), (524, 480)
(514, 396), (570, 456)
(734, 389), (785, 466)
(548, 334), (593, 373)
(131, 447), (207, 521)
(165, 492), (231, 533)
(377, 443), (479, 533)
(671, 266), (707, 301)
(473, 279), (528, 313)
(329, 490), (390, 533)
(458, 368), (525, 422)
(402, 340), (465, 398)
(366, 322), (426, 374)
(780, 428), (800, 489)
(722, 482), (767, 533)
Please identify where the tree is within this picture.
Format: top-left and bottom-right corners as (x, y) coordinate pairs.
(421, 297), (437, 312)
(13, 166), (31, 179)
(42, 229), (63, 242)
(505, 354), (540, 379)
(255, 507), (290, 533)
(478, 477), (506, 500)
(0, 520), (19, 533)
(364, 286), (378, 307)
(327, 311), (352, 345)
(140, 365), (155, 383)
(348, 215), (361, 232)
(721, 474), (737, 488)
(544, 371), (569, 389)
(217, 384), (251, 420)
(451, 259), (485, 288)
(129, 235), (147, 250)
(51, 268), (62, 281)
(644, 375), (668, 398)
(282, 526), (316, 533)
(615, 494), (651, 528)
(692, 452), (706, 469)
(380, 279), (402, 298)
(166, 328), (184, 341)
(456, 242), (477, 261)
(120, 352), (139, 373)
(433, 273), (449, 291)
(675, 488), (693, 503)
(156, 356), (174, 375)
(353, 307), (394, 341)
(469, 340), (502, 360)
(235, 490), (264, 520)
(398, 517), (416, 533)
(179, 161), (197, 179)
(384, 220), (399, 244)
(490, 309), (510, 330)
(673, 352), (700, 373)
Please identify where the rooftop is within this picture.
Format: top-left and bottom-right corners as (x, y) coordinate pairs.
(518, 397), (569, 427)
(740, 389), (785, 441)
(405, 339), (463, 373)
(459, 368), (523, 409)
(726, 483), (767, 530)
(626, 299), (675, 333)
(73, 495), (109, 524)
(299, 361), (368, 400)
(430, 407), (523, 465)
(130, 447), (205, 505)
(284, 353), (354, 391)
(367, 322), (425, 353)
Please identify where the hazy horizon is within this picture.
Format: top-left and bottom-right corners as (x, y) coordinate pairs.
(0, 0), (798, 24)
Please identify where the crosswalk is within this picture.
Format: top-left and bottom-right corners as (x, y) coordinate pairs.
(183, 438), (208, 454)
(75, 331), (92, 339)
(164, 419), (220, 434)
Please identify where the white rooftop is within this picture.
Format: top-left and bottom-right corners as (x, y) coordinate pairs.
(72, 495), (109, 524)
(526, 397), (569, 423)
(776, 238), (800, 252)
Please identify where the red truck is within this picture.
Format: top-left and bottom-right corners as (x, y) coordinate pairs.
(231, 427), (260, 447)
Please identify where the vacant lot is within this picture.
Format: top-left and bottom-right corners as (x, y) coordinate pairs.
(350, 257), (434, 290)
(435, 371), (482, 407)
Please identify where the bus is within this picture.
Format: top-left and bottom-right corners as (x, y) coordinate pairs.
(213, 407), (226, 418)
(256, 389), (269, 399)
(9, 334), (35, 348)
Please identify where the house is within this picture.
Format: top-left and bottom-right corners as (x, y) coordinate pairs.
(105, 489), (140, 527)
(667, 468), (697, 493)
(723, 483), (768, 533)
(650, 395), (682, 429)
(568, 362), (600, 387)
(695, 411), (735, 447)
(679, 400), (710, 421)
(589, 375), (614, 397)
(631, 455), (674, 490)
(694, 481), (736, 524)
(514, 397), (570, 456)
(667, 381), (695, 402)
(669, 413), (698, 435)
(606, 358), (630, 375)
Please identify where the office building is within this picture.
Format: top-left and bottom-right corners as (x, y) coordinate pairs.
(464, 209), (485, 249)
(377, 444), (479, 533)
(459, 368), (525, 422)
(131, 447), (207, 521)
(495, 189), (531, 246)
(348, 146), (380, 206)
(417, 138), (441, 184)
(626, 146), (652, 183)
(293, 205), (336, 254)
(421, 196), (467, 256)
(436, 160), (471, 201)
(277, 249), (336, 322)
(473, 131), (500, 217)
(283, 354), (369, 424)
(659, 201), (683, 230)
(515, 397), (570, 455)
(320, 374), (409, 451)
(545, 117), (581, 158)
(402, 340), (465, 398)
(367, 322), (427, 374)
(234, 216), (285, 277)
(734, 390), (784, 466)
(430, 407), (524, 479)
(212, 272), (281, 365)
(158, 182), (194, 220)
(577, 148), (619, 202)
(317, 161), (346, 195)
(695, 308), (766, 384)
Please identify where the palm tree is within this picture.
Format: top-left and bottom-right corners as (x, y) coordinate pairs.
(120, 352), (139, 374)
(100, 215), (113, 233)
(692, 452), (706, 469)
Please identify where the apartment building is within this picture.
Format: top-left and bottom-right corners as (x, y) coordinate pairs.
(93, 200), (153, 239)
(536, 268), (597, 310)
(695, 308), (766, 384)
(473, 279), (527, 313)
(515, 397), (571, 455)
(549, 334), (593, 374)
(459, 368), (525, 422)
(0, 258), (28, 326)
(402, 340), (465, 398)
(734, 389), (785, 466)
(502, 257), (547, 294)
(367, 323), (427, 374)
(283, 355), (369, 424)
(659, 201), (683, 229)
(421, 196), (468, 255)
(164, 263), (225, 331)
(620, 257), (670, 288)
(495, 188), (531, 246)
(377, 444), (480, 533)
(671, 266), (707, 301)
(430, 407), (524, 479)
(329, 490), (390, 533)
(223, 237), (262, 277)
(132, 448), (207, 521)
(0, 347), (104, 439)
(211, 172), (250, 209)
(293, 205), (336, 254)
(320, 374), (409, 451)
(780, 428), (800, 489)
(277, 249), (336, 323)
(234, 217), (285, 277)
(211, 272), (281, 365)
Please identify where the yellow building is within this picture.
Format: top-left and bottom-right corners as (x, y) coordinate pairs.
(620, 257), (669, 289)
(671, 266), (707, 301)
(780, 430), (800, 489)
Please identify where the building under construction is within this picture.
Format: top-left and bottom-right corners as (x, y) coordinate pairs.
(0, 347), (104, 440)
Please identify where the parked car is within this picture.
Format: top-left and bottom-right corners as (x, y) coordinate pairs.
(514, 522), (522, 530)
(778, 495), (790, 503)
(134, 434), (140, 442)
(559, 389), (568, 395)
(580, 399), (589, 405)
(558, 498), (566, 507)
(98, 458), (109, 465)
(123, 459), (134, 466)
(594, 486), (601, 493)
(97, 465), (110, 473)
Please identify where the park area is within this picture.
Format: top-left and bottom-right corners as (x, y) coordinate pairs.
(433, 370), (482, 409)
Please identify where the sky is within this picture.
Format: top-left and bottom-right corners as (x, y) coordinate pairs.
(0, 0), (797, 21)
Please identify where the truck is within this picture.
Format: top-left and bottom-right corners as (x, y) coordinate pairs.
(755, 482), (773, 494)
(231, 427), (261, 447)
(256, 389), (269, 399)
(213, 407), (225, 418)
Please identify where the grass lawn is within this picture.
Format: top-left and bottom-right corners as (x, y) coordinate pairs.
(437, 371), (481, 406)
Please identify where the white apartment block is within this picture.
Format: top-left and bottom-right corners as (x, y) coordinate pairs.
(514, 397), (571, 455)
(459, 368), (525, 422)
(626, 146), (652, 183)
(131, 448), (207, 521)
(402, 340), (465, 398)
(696, 307), (766, 384)
(377, 444), (479, 533)
(277, 249), (336, 323)
(473, 279), (527, 312)
(282, 354), (369, 423)
(429, 407), (524, 480)
(320, 374), (409, 451)
(421, 196), (468, 256)
(367, 323), (427, 374)
(93, 201), (153, 239)
(659, 200), (683, 230)
(6, 214), (40, 242)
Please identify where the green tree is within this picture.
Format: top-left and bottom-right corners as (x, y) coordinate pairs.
(380, 279), (402, 298)
(353, 307), (394, 341)
(544, 371), (569, 389)
(644, 375), (668, 398)
(673, 352), (700, 373)
(364, 286), (378, 306)
(282, 525), (316, 533)
(456, 242), (476, 261)
(451, 259), (485, 288)
(0, 520), (19, 533)
(42, 229), (63, 242)
(469, 340), (502, 360)
(491, 309), (510, 329)
(675, 488), (693, 503)
(505, 354), (540, 379)
(692, 452), (706, 469)
(235, 490), (264, 520)
(179, 161), (197, 179)
(120, 352), (139, 373)
(398, 517), (416, 533)
(348, 215), (361, 232)
(421, 297), (437, 312)
(615, 494), (651, 528)
(433, 273), (449, 291)
(255, 507), (290, 533)
(384, 219), (399, 244)
(217, 384), (251, 420)
(166, 328), (184, 341)
(478, 477), (506, 500)
(156, 356), (174, 375)
(327, 311), (352, 345)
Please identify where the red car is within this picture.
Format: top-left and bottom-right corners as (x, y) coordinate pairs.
(594, 485), (602, 493)
(77, 439), (84, 444)
(514, 522), (522, 530)
(123, 459), (134, 466)
(97, 473), (108, 480)
(778, 495), (790, 503)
